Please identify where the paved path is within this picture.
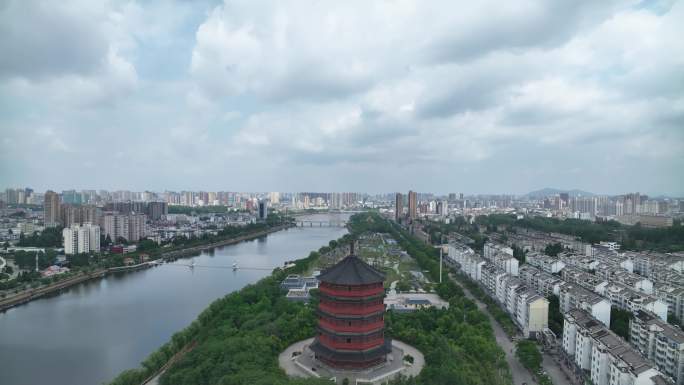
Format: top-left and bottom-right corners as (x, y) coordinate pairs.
(543, 354), (576, 385)
(389, 280), (399, 295)
(450, 274), (570, 385)
(450, 276), (535, 385)
(279, 338), (314, 378)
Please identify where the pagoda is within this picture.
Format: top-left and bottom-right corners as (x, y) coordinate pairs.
(310, 253), (392, 369)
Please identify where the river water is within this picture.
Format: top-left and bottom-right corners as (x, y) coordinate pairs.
(0, 213), (349, 385)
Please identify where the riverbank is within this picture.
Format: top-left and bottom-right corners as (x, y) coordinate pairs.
(0, 224), (293, 312)
(158, 223), (292, 260)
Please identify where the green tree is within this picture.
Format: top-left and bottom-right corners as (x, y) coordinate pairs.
(610, 307), (632, 340)
(516, 340), (542, 372)
(544, 242), (563, 257)
(512, 244), (526, 264)
(547, 295), (563, 336)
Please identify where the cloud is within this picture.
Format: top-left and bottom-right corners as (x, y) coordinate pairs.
(0, 0), (683, 195)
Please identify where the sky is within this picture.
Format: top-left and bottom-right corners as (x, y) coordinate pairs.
(0, 0), (682, 196)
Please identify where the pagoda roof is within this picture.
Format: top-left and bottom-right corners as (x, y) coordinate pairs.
(318, 255), (385, 285)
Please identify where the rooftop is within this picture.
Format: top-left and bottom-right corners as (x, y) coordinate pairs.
(317, 255), (385, 285)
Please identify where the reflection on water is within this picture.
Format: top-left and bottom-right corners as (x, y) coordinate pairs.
(0, 213), (349, 385)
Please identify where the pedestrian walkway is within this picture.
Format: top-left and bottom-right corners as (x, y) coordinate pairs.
(449, 274), (571, 385)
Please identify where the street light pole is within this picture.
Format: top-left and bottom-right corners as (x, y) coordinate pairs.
(439, 247), (443, 283)
(433, 243), (444, 284)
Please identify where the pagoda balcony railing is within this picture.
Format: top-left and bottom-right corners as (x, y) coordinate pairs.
(319, 302), (384, 315)
(319, 286), (385, 298)
(318, 335), (385, 350)
(319, 319), (384, 334)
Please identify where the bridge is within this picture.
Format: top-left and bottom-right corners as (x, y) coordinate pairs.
(295, 220), (348, 228)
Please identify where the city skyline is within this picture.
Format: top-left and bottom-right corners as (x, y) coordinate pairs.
(2, 186), (684, 198)
(1, 1), (683, 195)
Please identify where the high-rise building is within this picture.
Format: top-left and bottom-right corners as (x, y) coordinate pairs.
(60, 204), (101, 228)
(258, 200), (268, 220)
(102, 213), (146, 242)
(62, 190), (82, 205)
(181, 191), (193, 206)
(63, 224), (100, 255)
(408, 190), (417, 220)
(4, 188), (19, 204)
(127, 214), (147, 242)
(394, 193), (403, 221)
(44, 190), (62, 227)
(571, 197), (597, 217)
(560, 193), (570, 208)
(329, 192), (341, 209)
(270, 192), (280, 205)
(207, 192), (217, 205)
(436, 200), (446, 217)
(147, 202), (168, 221)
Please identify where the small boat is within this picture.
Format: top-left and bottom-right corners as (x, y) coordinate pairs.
(232, 262), (238, 271)
(189, 259), (196, 269)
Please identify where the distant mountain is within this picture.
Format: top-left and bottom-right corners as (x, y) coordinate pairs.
(526, 188), (595, 198)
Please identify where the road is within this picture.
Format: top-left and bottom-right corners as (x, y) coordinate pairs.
(450, 274), (571, 385)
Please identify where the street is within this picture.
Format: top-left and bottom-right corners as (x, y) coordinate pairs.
(450, 275), (571, 385)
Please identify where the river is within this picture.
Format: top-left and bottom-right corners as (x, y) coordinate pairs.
(0, 213), (349, 385)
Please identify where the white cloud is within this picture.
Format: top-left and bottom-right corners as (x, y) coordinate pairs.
(0, 0), (682, 194)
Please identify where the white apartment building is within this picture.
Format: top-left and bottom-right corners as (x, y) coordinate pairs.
(484, 242), (513, 259)
(452, 249), (548, 338)
(563, 309), (664, 385)
(605, 283), (668, 321)
(515, 289), (549, 338)
(560, 284), (612, 326)
(527, 251), (566, 274)
(481, 263), (507, 296)
(62, 224), (100, 255)
(630, 310), (684, 385)
(102, 213), (147, 242)
(496, 255), (519, 276)
(654, 284), (684, 322)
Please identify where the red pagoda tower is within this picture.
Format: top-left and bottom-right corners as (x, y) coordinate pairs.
(310, 254), (392, 369)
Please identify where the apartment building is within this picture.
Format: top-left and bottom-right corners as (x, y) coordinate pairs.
(604, 282), (668, 321)
(519, 264), (564, 297)
(481, 263), (507, 296)
(654, 284), (684, 322)
(560, 284), (612, 326)
(527, 251), (566, 274)
(102, 213), (147, 242)
(630, 310), (684, 385)
(62, 224), (100, 255)
(484, 242), (513, 259)
(515, 289), (549, 338)
(563, 309), (664, 385)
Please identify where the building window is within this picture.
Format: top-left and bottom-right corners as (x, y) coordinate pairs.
(347, 338), (351, 343)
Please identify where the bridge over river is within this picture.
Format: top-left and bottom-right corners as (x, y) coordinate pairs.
(294, 219), (348, 227)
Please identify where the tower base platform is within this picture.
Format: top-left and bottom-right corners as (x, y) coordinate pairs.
(279, 338), (424, 385)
